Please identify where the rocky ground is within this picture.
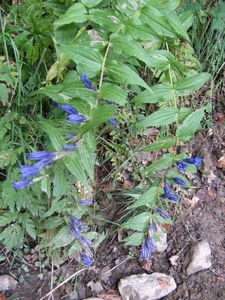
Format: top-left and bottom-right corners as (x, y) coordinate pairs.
(1, 94), (225, 300)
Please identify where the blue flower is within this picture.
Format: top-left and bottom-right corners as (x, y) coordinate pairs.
(67, 114), (86, 124)
(62, 144), (77, 151)
(108, 119), (118, 127)
(172, 177), (186, 186)
(19, 163), (40, 179)
(140, 236), (156, 260)
(80, 74), (96, 91)
(161, 183), (178, 202)
(183, 156), (202, 167)
(13, 179), (34, 190)
(58, 104), (78, 115)
(69, 216), (92, 253)
(176, 161), (188, 172)
(164, 183), (171, 194)
(77, 200), (93, 206)
(80, 252), (93, 267)
(154, 208), (169, 219)
(27, 151), (54, 161)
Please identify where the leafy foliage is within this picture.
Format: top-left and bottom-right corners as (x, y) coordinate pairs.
(0, 0), (212, 264)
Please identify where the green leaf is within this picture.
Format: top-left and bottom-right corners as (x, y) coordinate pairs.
(179, 11), (194, 31)
(140, 6), (177, 38)
(110, 34), (152, 67)
(138, 107), (179, 128)
(144, 153), (174, 174)
(146, 50), (176, 71)
(40, 122), (65, 151)
(64, 152), (90, 189)
(176, 107), (205, 141)
(58, 44), (103, 76)
(0, 225), (24, 252)
(0, 212), (18, 226)
(0, 84), (10, 105)
(125, 18), (162, 45)
(130, 187), (158, 209)
(54, 3), (88, 28)
(140, 137), (176, 152)
(79, 105), (117, 135)
(81, 0), (102, 8)
(149, 0), (180, 11)
(47, 226), (74, 249)
(122, 212), (150, 231)
(99, 83), (127, 105)
(77, 140), (96, 182)
(53, 162), (67, 198)
(105, 61), (152, 92)
(131, 82), (173, 104)
(165, 12), (190, 41)
(174, 73), (211, 96)
(26, 218), (36, 240)
(90, 9), (123, 32)
(123, 232), (145, 246)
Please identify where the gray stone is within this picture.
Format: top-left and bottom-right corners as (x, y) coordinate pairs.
(118, 272), (176, 300)
(183, 240), (212, 276)
(0, 275), (18, 291)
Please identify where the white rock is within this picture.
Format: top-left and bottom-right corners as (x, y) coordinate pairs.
(118, 273), (176, 300)
(183, 240), (212, 276)
(0, 275), (18, 291)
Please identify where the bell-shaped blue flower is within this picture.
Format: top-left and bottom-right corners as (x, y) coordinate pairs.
(67, 114), (86, 124)
(13, 179), (34, 190)
(27, 151), (54, 161)
(183, 156), (202, 167)
(140, 236), (156, 260)
(80, 74), (96, 91)
(172, 177), (186, 186)
(80, 252), (93, 266)
(154, 208), (169, 219)
(176, 161), (188, 172)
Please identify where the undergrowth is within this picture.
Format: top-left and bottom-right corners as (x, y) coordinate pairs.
(1, 0), (221, 268)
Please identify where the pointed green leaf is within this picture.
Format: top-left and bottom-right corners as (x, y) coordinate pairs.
(105, 61), (152, 92)
(64, 152), (90, 188)
(140, 6), (177, 38)
(79, 105), (117, 135)
(130, 187), (158, 209)
(132, 82), (173, 104)
(174, 73), (211, 96)
(176, 107), (205, 141)
(146, 50), (176, 70)
(90, 9), (123, 32)
(144, 153), (174, 174)
(81, 0), (102, 7)
(40, 122), (65, 151)
(166, 170), (191, 188)
(48, 226), (74, 248)
(138, 107), (179, 128)
(58, 44), (103, 75)
(149, 0), (180, 11)
(110, 34), (152, 67)
(123, 232), (145, 246)
(166, 12), (190, 41)
(122, 212), (150, 231)
(54, 3), (88, 27)
(140, 137), (176, 152)
(99, 83), (127, 105)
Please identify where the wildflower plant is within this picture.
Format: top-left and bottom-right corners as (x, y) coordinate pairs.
(0, 0), (211, 265)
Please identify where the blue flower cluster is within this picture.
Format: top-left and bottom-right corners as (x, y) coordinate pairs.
(140, 156), (202, 260)
(12, 148), (75, 190)
(69, 215), (93, 267)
